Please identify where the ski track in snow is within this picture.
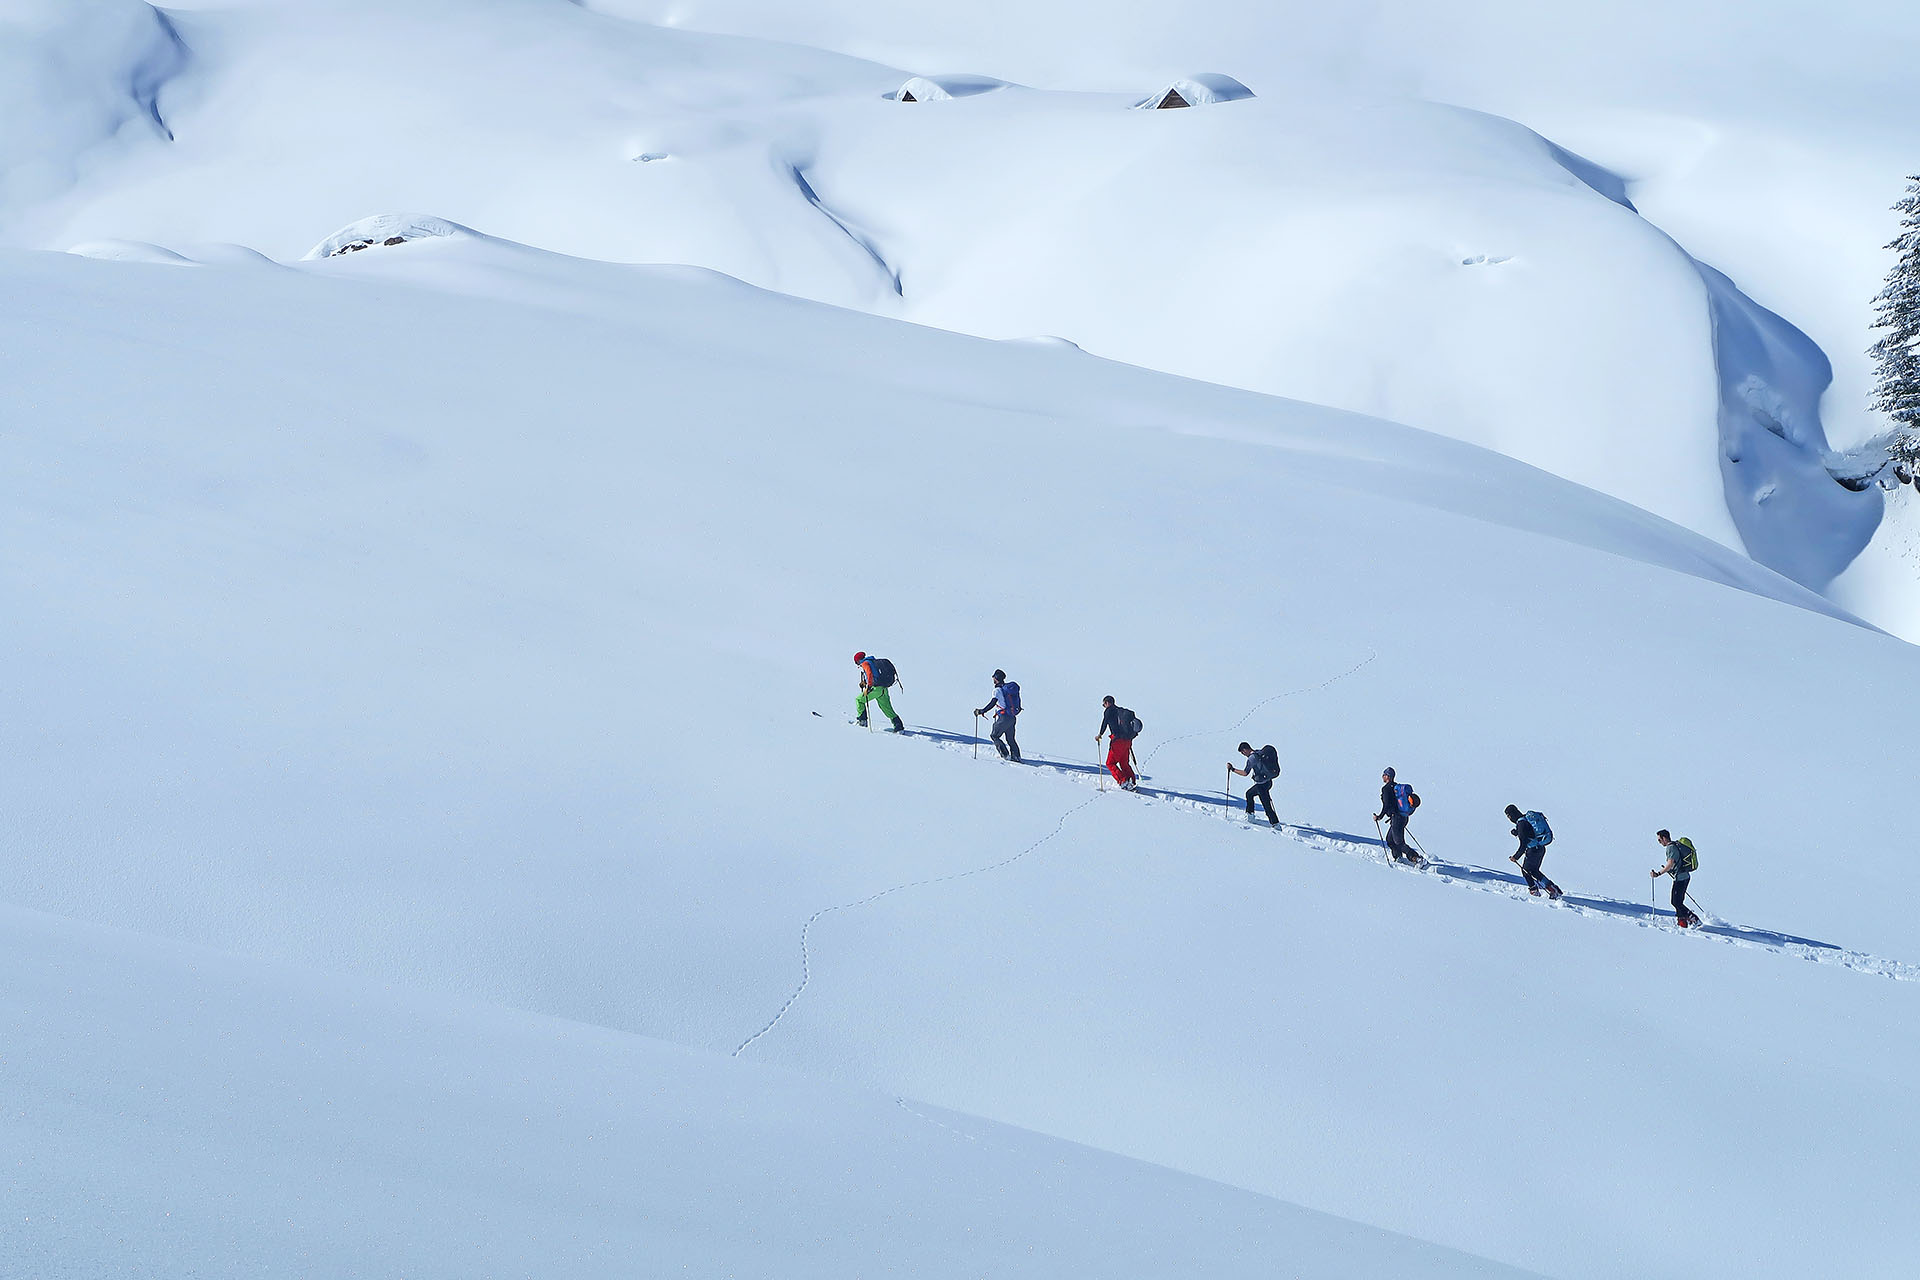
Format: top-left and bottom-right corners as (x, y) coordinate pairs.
(921, 733), (1920, 987)
(732, 657), (1381, 1059)
(729, 792), (1102, 1057)
(737, 650), (1912, 1081)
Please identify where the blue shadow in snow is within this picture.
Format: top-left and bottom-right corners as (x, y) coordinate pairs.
(1420, 859), (1842, 952)
(911, 724), (1843, 954)
(910, 725), (1128, 781)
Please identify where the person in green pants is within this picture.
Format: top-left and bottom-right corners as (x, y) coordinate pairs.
(854, 651), (906, 732)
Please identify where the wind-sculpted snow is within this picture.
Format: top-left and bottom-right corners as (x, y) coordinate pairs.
(0, 0), (1901, 625)
(304, 212), (478, 260)
(0, 0), (184, 238)
(1693, 259), (1882, 589)
(581, 0), (1920, 623)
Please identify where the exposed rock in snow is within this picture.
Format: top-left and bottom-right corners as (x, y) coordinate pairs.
(304, 213), (474, 261)
(1133, 72), (1254, 109)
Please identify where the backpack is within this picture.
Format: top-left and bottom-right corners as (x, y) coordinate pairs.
(1257, 744), (1279, 775)
(1393, 783), (1419, 816)
(1523, 810), (1553, 845)
(866, 656), (897, 688)
(1676, 837), (1698, 873)
(1127, 712), (1144, 738)
(1002, 681), (1021, 715)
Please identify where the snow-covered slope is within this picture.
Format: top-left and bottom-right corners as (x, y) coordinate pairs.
(588, 0), (1918, 451)
(3, 237), (1917, 1278)
(5, 3), (1919, 1276)
(2, 902), (1528, 1279)
(0, 0), (1901, 618)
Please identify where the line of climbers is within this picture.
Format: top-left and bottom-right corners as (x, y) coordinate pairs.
(851, 652), (1706, 929)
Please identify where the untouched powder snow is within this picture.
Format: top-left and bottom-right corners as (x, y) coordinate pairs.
(1, 902), (1529, 1279)
(2, 237), (1917, 1278)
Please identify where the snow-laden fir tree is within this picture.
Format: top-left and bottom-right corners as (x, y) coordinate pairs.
(1870, 175), (1920, 470)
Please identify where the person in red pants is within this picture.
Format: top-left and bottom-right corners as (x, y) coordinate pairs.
(1095, 695), (1140, 790)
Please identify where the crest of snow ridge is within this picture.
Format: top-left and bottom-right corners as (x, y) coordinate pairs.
(1132, 73), (1255, 110)
(889, 74), (1007, 103)
(304, 213), (476, 261)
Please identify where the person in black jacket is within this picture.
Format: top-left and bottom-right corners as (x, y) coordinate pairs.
(1373, 767), (1423, 865)
(1229, 742), (1280, 827)
(1095, 696), (1139, 790)
(1504, 804), (1562, 899)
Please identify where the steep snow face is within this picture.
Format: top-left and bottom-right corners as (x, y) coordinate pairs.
(3, 240), (1918, 1278)
(0, 0), (1891, 610)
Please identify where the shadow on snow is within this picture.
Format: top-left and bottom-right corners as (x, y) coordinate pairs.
(907, 722), (1843, 955)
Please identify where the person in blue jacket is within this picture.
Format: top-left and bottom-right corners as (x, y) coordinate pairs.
(1504, 803), (1562, 899)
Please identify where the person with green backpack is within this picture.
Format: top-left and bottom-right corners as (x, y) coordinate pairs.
(1651, 830), (1700, 928)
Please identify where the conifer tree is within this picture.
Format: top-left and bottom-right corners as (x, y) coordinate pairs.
(1869, 175), (1920, 469)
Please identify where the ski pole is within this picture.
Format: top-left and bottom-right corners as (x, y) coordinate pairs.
(1226, 765), (1233, 813)
(973, 712), (980, 759)
(1686, 888), (1708, 921)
